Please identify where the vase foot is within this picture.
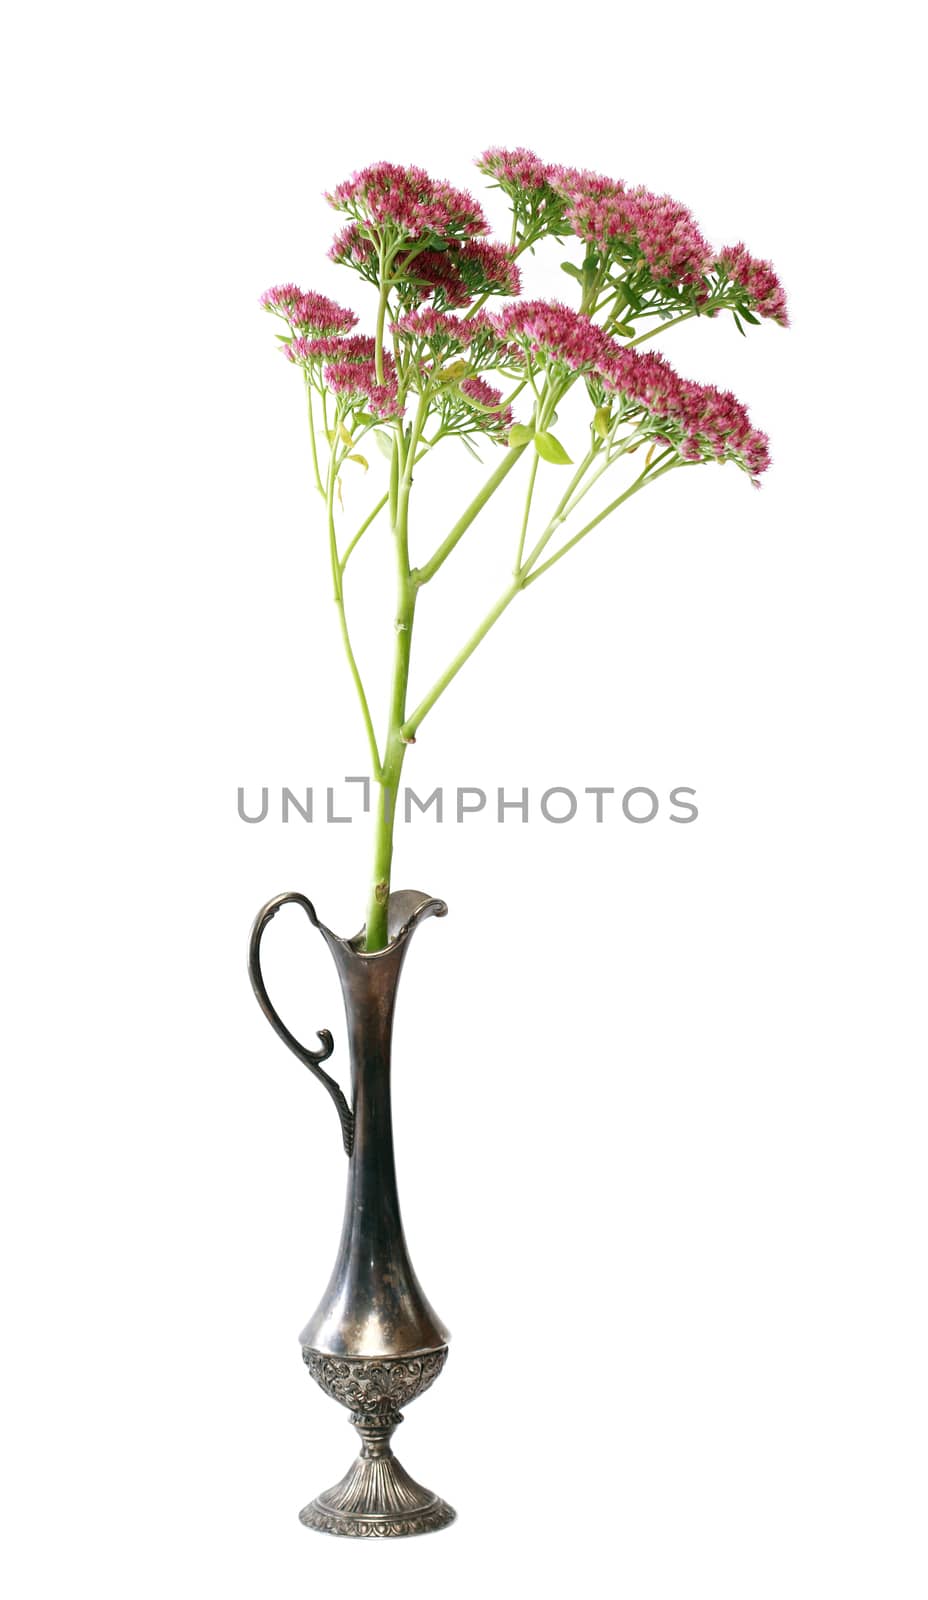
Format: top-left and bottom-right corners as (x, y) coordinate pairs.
(299, 1407), (455, 1538)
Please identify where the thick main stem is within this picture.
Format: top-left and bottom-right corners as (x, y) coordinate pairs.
(364, 425), (418, 951)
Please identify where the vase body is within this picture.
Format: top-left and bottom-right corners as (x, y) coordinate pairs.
(249, 888), (455, 1537)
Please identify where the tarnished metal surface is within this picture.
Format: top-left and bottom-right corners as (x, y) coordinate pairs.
(248, 888), (455, 1536)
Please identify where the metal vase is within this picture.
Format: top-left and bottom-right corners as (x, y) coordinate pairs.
(248, 887), (455, 1538)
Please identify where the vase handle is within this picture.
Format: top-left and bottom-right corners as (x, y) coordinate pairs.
(248, 892), (355, 1156)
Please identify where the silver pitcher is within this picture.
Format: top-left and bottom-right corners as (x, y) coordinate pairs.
(248, 888), (455, 1537)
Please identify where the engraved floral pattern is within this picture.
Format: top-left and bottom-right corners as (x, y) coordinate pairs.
(302, 1347), (448, 1417)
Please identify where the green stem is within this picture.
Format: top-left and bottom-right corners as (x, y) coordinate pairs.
(514, 450), (539, 573)
(363, 401), (427, 951)
(402, 577), (521, 741)
(374, 262), (390, 384)
(414, 442), (528, 585)
(327, 455), (383, 782)
(402, 457), (686, 740)
(305, 375), (324, 497)
(626, 310), (700, 347)
(523, 459), (681, 586)
(340, 492), (388, 572)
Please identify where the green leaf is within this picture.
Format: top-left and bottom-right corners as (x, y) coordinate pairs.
(355, 410), (377, 425)
(732, 311), (746, 337)
(612, 322), (636, 338)
(534, 430), (573, 465)
(508, 423), (535, 448)
(348, 454), (369, 471)
(274, 333), (293, 343)
(338, 420), (355, 447)
(560, 261), (583, 282)
(593, 407), (611, 440)
(373, 430), (394, 460)
(739, 306), (761, 326)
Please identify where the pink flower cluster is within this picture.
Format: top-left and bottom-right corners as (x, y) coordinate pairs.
(286, 334), (376, 365)
(330, 228), (519, 308)
(715, 243), (789, 326)
(324, 355), (402, 420)
(261, 284), (357, 335)
(491, 300), (606, 369)
(599, 346), (770, 477)
(401, 239), (520, 307)
(328, 224), (377, 273)
(551, 168), (713, 287)
(326, 162), (488, 241)
(459, 376), (513, 435)
(477, 146), (557, 195)
(474, 151), (790, 320)
(391, 308), (472, 348)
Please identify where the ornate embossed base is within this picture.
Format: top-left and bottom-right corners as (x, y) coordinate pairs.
(300, 1348), (455, 1538)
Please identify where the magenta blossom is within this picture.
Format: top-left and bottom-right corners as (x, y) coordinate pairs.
(715, 243), (789, 326)
(477, 146), (556, 193)
(261, 284), (358, 336)
(459, 376), (513, 436)
(550, 168), (714, 288)
(397, 239), (520, 310)
(491, 300), (606, 369)
(286, 334), (377, 366)
(324, 356), (403, 420)
(598, 345), (770, 478)
(328, 224), (377, 274)
(326, 162), (488, 242)
(390, 309), (473, 348)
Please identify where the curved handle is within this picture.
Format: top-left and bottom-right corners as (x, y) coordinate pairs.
(248, 892), (355, 1156)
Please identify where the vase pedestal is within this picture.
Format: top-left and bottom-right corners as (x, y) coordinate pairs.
(299, 1402), (455, 1538)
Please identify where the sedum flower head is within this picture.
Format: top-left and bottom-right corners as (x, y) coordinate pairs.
(459, 376), (514, 436)
(286, 334), (376, 366)
(391, 309), (473, 352)
(389, 239), (520, 311)
(324, 355), (403, 420)
(491, 300), (607, 370)
(597, 345), (770, 480)
(715, 243), (789, 326)
(477, 146), (555, 192)
(475, 148), (570, 240)
(326, 162), (488, 242)
(260, 284), (358, 336)
(550, 168), (713, 289)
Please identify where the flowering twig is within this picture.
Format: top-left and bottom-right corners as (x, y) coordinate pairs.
(261, 151), (788, 950)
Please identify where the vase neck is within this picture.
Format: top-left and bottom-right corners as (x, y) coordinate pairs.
(298, 892), (450, 1358)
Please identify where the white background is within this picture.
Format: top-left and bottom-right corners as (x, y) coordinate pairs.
(2, 4), (926, 1596)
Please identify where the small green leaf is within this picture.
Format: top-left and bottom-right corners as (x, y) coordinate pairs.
(593, 407), (611, 440)
(274, 333), (293, 343)
(338, 420), (355, 447)
(355, 410), (377, 425)
(348, 454), (369, 471)
(739, 306), (761, 326)
(732, 311), (746, 337)
(373, 430), (394, 460)
(612, 322), (636, 339)
(508, 423), (535, 448)
(534, 430), (573, 465)
(560, 261), (583, 282)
